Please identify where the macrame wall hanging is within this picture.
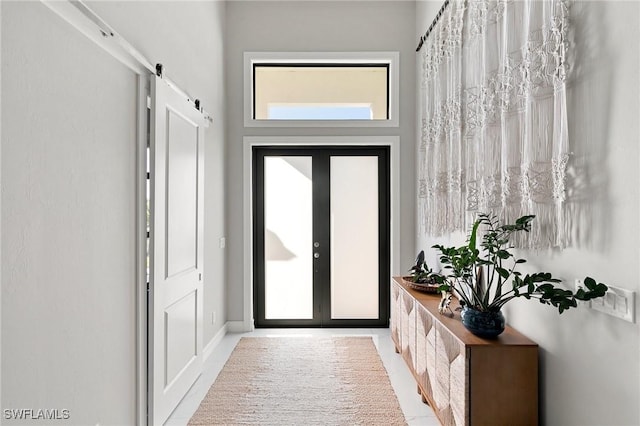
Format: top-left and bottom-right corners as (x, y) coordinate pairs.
(418, 0), (571, 249)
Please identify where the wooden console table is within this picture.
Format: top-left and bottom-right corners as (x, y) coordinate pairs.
(391, 276), (538, 425)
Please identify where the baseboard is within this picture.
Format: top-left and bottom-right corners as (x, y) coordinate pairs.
(226, 320), (246, 333)
(203, 323), (228, 363)
(202, 321), (249, 363)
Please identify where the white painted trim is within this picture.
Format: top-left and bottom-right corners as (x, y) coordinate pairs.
(203, 323), (228, 363)
(242, 136), (401, 331)
(0, 3), (3, 418)
(135, 75), (149, 426)
(242, 139), (255, 333)
(243, 52), (399, 128)
(202, 321), (245, 363)
(226, 321), (246, 333)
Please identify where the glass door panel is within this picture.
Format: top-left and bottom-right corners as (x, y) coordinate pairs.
(330, 156), (379, 319)
(254, 146), (389, 328)
(264, 156), (313, 319)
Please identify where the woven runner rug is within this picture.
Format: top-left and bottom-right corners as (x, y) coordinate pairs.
(188, 336), (407, 425)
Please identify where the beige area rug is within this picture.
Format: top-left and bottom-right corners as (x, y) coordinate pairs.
(189, 336), (407, 425)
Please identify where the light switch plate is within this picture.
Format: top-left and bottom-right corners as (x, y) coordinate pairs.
(589, 285), (635, 323)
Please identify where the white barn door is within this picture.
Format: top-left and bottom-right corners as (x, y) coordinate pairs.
(149, 74), (205, 425)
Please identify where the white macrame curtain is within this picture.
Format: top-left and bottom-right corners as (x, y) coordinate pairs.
(418, 0), (570, 248)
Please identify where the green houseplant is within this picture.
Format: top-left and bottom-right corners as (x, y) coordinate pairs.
(408, 250), (445, 285)
(432, 213), (608, 338)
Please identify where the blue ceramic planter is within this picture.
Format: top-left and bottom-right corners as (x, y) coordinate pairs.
(460, 306), (505, 338)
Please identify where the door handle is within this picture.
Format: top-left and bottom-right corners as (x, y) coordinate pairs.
(314, 253), (320, 259)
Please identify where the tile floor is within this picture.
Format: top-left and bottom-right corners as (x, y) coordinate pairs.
(165, 328), (439, 426)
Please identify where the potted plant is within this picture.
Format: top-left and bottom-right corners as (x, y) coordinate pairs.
(407, 250), (445, 285)
(432, 213), (609, 338)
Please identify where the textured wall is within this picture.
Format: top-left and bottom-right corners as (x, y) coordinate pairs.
(415, 1), (640, 425)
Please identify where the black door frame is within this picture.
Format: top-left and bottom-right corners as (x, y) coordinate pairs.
(253, 146), (390, 328)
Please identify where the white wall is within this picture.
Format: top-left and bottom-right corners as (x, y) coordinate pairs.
(1, 1), (226, 424)
(87, 0), (227, 358)
(225, 0), (417, 323)
(0, 0), (3, 413)
(2, 2), (137, 423)
(416, 1), (640, 425)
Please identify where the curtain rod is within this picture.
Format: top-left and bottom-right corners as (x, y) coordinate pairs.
(415, 0), (451, 52)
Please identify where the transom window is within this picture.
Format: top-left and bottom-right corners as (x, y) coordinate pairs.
(253, 64), (389, 120)
(244, 52), (399, 127)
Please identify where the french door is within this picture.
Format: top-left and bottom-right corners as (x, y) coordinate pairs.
(253, 146), (390, 327)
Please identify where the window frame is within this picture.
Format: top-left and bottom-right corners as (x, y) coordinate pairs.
(244, 52), (400, 128)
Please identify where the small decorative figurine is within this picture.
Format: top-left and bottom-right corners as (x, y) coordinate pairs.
(438, 290), (453, 317)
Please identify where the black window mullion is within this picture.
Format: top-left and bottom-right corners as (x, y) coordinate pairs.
(252, 148), (266, 325)
(312, 152), (331, 326)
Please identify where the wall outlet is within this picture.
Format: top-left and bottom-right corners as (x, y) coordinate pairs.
(219, 237), (226, 249)
(212, 311), (217, 325)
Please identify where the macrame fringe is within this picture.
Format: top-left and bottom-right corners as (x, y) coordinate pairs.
(418, 0), (574, 250)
